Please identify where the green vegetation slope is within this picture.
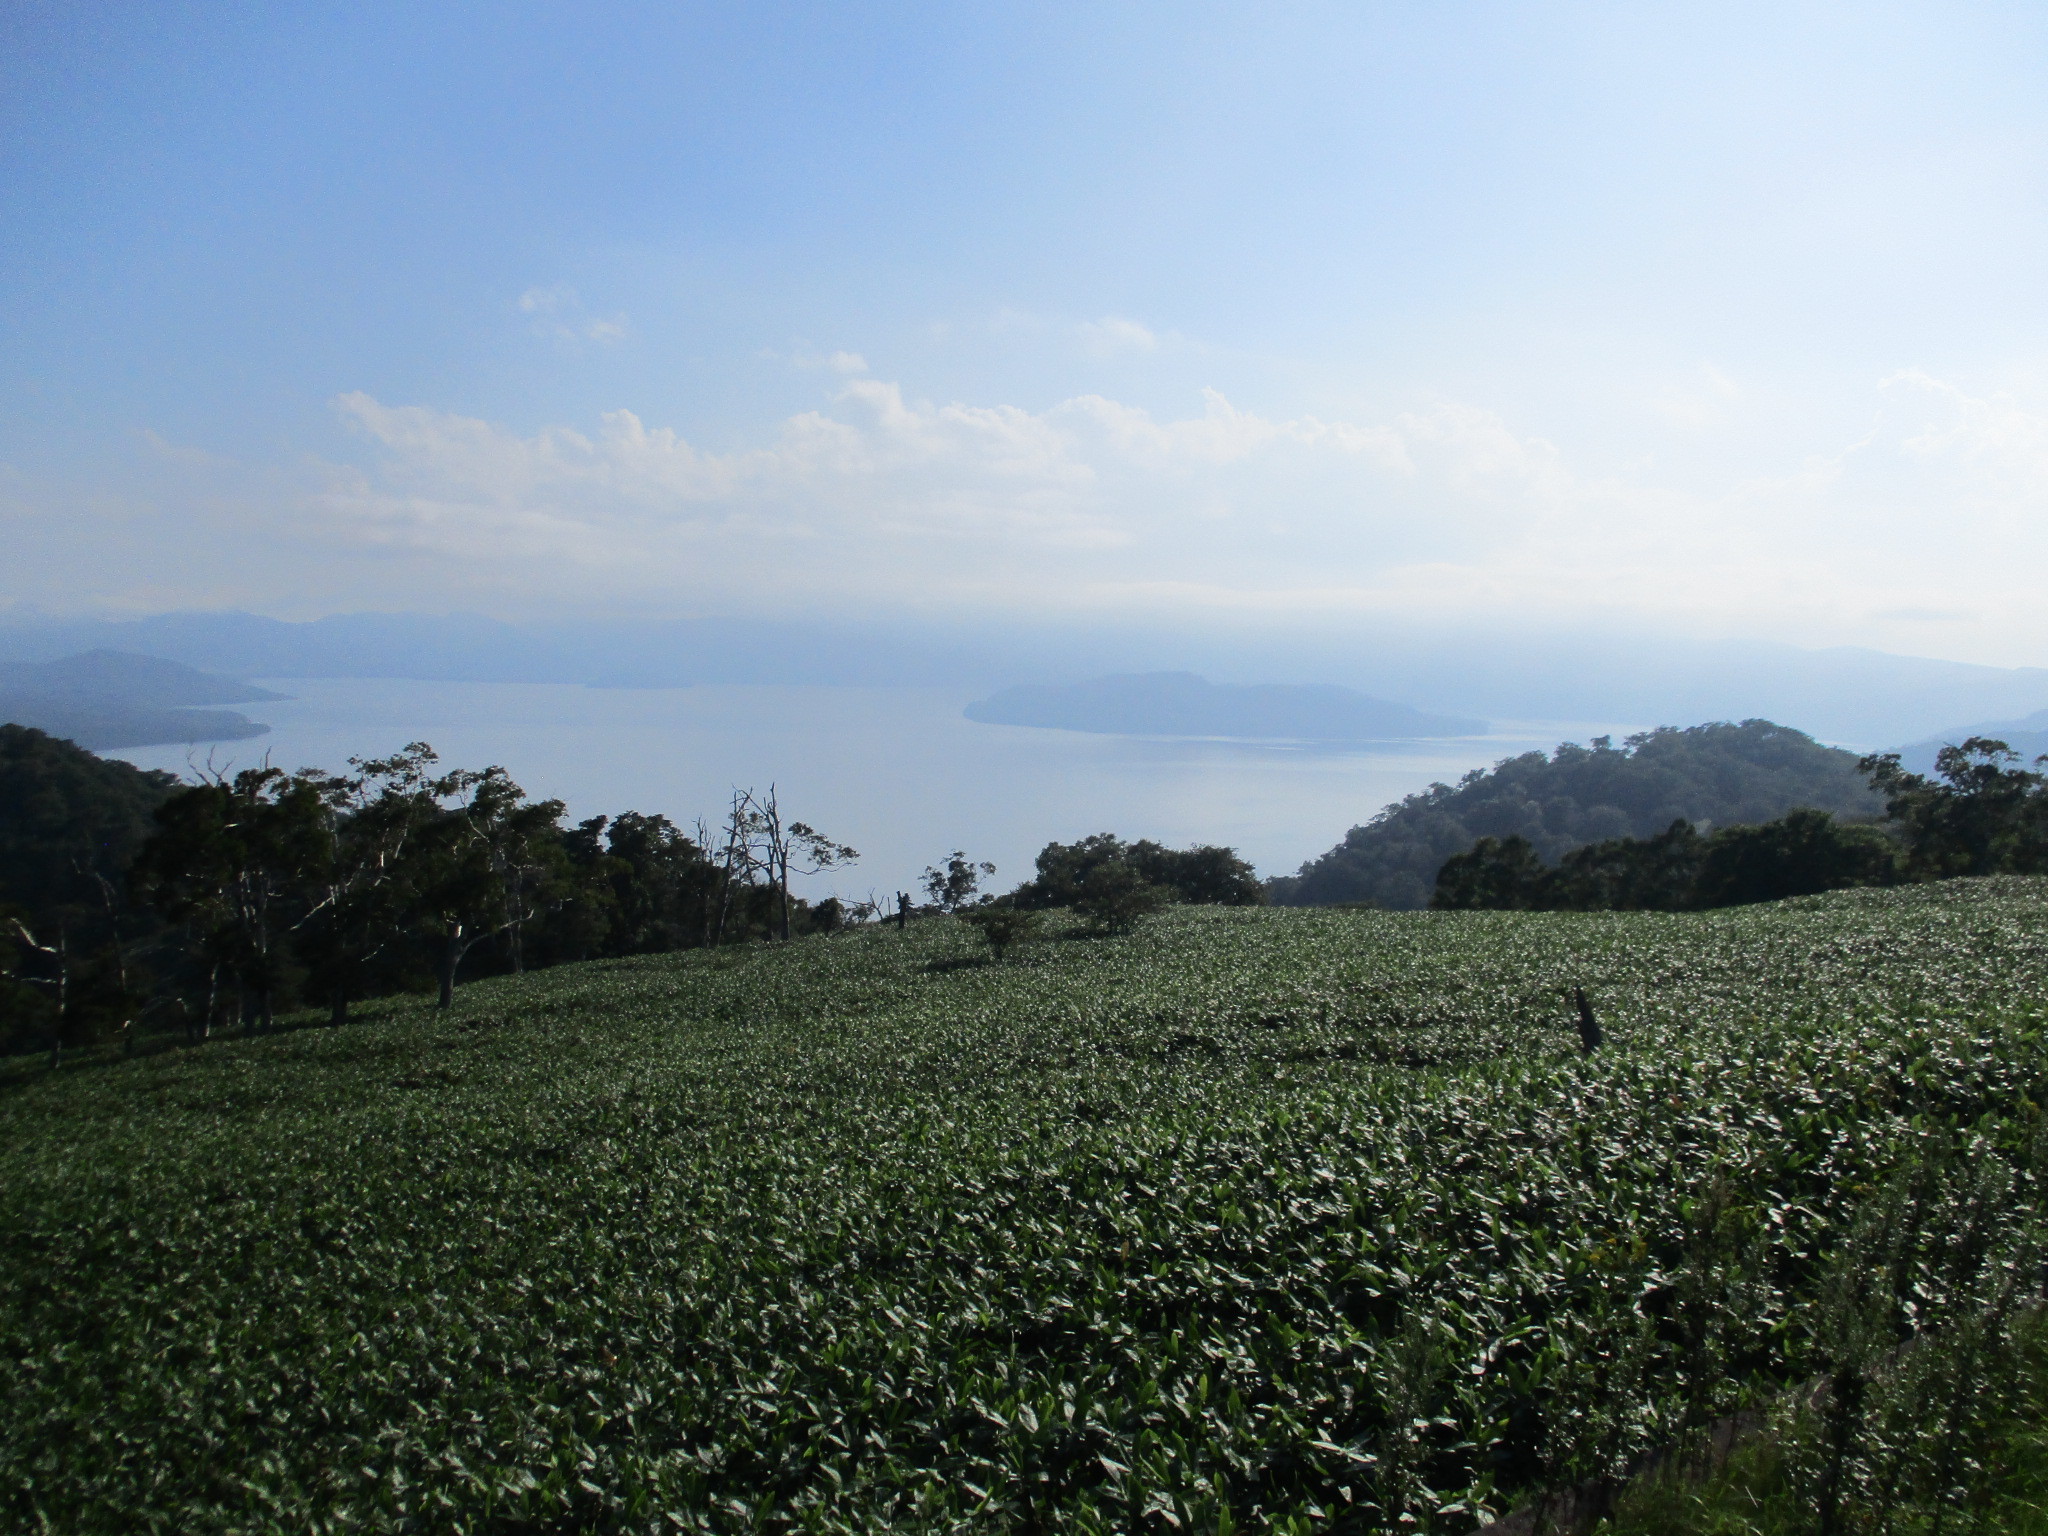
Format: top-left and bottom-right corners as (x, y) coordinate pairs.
(5, 882), (2048, 1531)
(1271, 720), (1879, 909)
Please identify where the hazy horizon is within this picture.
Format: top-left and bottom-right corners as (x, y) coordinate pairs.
(6, 603), (2048, 750)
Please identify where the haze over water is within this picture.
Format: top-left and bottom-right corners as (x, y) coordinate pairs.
(105, 679), (1629, 901)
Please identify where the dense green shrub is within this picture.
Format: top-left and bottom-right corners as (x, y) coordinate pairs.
(1433, 809), (1899, 913)
(955, 902), (1038, 958)
(1013, 832), (1263, 909)
(5, 880), (2048, 1531)
(1691, 807), (1897, 907)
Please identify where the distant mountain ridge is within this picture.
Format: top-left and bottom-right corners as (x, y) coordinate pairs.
(1895, 708), (2048, 776)
(1271, 720), (1880, 910)
(6, 609), (2048, 744)
(964, 672), (1485, 740)
(0, 651), (277, 749)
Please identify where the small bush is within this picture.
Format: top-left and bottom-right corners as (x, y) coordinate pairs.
(956, 903), (1038, 959)
(1071, 861), (1171, 934)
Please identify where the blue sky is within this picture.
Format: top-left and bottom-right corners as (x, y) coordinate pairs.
(5, 2), (2048, 663)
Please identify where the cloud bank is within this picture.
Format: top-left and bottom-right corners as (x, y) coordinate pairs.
(4, 368), (2045, 663)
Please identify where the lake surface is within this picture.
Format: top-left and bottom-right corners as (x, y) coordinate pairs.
(108, 680), (1634, 900)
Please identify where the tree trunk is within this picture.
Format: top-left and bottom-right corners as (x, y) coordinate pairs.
(258, 984), (274, 1034)
(330, 987), (349, 1028)
(438, 929), (466, 1009)
(48, 926), (69, 1069)
(197, 963), (218, 1044)
(713, 868), (735, 947)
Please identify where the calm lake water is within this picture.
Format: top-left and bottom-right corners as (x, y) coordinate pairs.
(108, 680), (1633, 900)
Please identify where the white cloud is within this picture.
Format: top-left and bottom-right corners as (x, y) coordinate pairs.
(1077, 316), (1159, 356)
(788, 349), (870, 373)
(1654, 363), (1743, 428)
(983, 308), (1176, 361)
(12, 367), (2048, 663)
(296, 377), (1741, 621)
(515, 285), (627, 344)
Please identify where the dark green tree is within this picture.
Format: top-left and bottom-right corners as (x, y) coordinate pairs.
(408, 765), (570, 1008)
(0, 725), (175, 1060)
(957, 902), (1038, 959)
(559, 810), (724, 958)
(1430, 834), (1553, 911)
(132, 765), (328, 1035)
(293, 743), (444, 1026)
(1693, 808), (1897, 907)
(1549, 819), (1704, 911)
(1014, 834), (1261, 909)
(1860, 738), (2045, 879)
(1071, 860), (1170, 934)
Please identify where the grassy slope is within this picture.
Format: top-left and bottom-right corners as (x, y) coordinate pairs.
(5, 883), (2048, 1532)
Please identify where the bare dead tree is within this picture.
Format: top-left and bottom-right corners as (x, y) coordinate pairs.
(708, 789), (766, 947)
(6, 917), (68, 1069)
(750, 786), (859, 941)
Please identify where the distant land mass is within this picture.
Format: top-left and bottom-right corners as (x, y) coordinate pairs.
(6, 609), (2048, 743)
(0, 650), (279, 750)
(1895, 707), (2048, 776)
(964, 672), (1486, 740)
(1271, 719), (1880, 910)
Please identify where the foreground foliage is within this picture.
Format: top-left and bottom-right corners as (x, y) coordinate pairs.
(5, 880), (2048, 1532)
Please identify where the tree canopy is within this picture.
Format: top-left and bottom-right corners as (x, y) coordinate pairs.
(1428, 738), (2048, 913)
(2, 729), (857, 1057)
(1011, 834), (1264, 912)
(1271, 720), (1879, 909)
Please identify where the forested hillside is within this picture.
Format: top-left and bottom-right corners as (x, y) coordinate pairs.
(1270, 720), (1878, 909)
(0, 650), (276, 748)
(0, 726), (179, 1052)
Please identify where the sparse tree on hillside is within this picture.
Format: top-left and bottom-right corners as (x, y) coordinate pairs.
(408, 765), (569, 1008)
(292, 743), (443, 1027)
(705, 788), (857, 944)
(752, 786), (858, 942)
(707, 791), (766, 947)
(922, 851), (995, 912)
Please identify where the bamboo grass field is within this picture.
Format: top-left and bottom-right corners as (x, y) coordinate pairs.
(7, 879), (2048, 1532)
